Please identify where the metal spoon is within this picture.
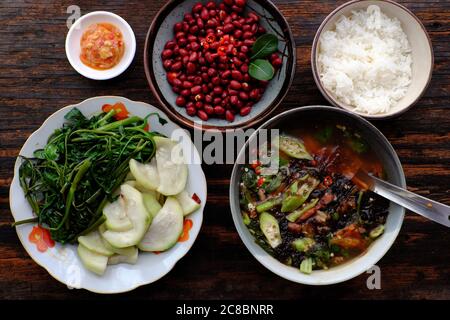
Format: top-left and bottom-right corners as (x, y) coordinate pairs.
(354, 170), (450, 227)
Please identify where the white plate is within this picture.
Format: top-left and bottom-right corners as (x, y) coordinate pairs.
(9, 96), (206, 294)
(66, 11), (136, 80)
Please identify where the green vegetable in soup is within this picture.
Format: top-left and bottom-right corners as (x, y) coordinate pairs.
(281, 177), (319, 213)
(300, 257), (313, 274)
(242, 168), (258, 190)
(369, 225), (385, 239)
(276, 136), (312, 160)
(256, 196), (283, 213)
(259, 212), (282, 248)
(292, 238), (315, 252)
(315, 126), (333, 144)
(286, 198), (319, 222)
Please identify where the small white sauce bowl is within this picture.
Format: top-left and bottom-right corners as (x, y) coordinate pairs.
(65, 11), (136, 80)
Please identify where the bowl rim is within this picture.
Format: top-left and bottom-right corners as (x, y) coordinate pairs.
(143, 0), (297, 131)
(65, 11), (137, 80)
(9, 96), (207, 294)
(310, 0), (434, 120)
(229, 105), (406, 285)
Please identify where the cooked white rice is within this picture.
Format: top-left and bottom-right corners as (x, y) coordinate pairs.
(318, 5), (412, 114)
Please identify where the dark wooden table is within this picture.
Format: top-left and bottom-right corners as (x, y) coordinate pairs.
(0, 0), (449, 300)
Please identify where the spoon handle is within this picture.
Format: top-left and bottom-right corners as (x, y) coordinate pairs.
(371, 175), (450, 227)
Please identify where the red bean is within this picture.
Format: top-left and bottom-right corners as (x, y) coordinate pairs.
(196, 18), (204, 29)
(163, 59), (172, 70)
(214, 106), (225, 115)
(176, 96), (186, 107)
(172, 78), (182, 88)
(228, 89), (239, 96)
(243, 39), (254, 46)
(231, 5), (243, 12)
(195, 101), (204, 109)
(232, 57), (242, 67)
(270, 53), (279, 61)
(240, 64), (248, 73)
(171, 61), (182, 71)
(249, 89), (259, 100)
(213, 86), (223, 95)
(192, 2), (203, 13)
(174, 22), (183, 32)
(272, 58), (282, 68)
(197, 110), (209, 121)
(243, 31), (253, 39)
(205, 94), (213, 103)
(194, 76), (202, 85)
(225, 110), (235, 122)
(207, 19), (218, 28)
(234, 29), (243, 38)
(194, 93), (204, 101)
(224, 0), (234, 5)
(223, 23), (234, 33)
(186, 107), (196, 116)
(206, 1), (216, 9)
(240, 106), (251, 116)
(191, 42), (200, 51)
(183, 81), (193, 89)
(204, 105), (214, 115)
(239, 91), (248, 100)
(242, 82), (250, 91)
(212, 77), (221, 85)
(222, 70), (231, 78)
(219, 10), (227, 21)
(190, 25), (199, 34)
(165, 40), (177, 50)
(191, 85), (202, 95)
(181, 89), (191, 97)
(186, 62), (196, 73)
(207, 68), (217, 77)
(231, 70), (243, 81)
(230, 95), (239, 105)
(229, 80), (242, 90)
(213, 97), (222, 105)
(178, 38), (187, 47)
(200, 7), (209, 20)
(182, 55), (189, 65)
(189, 52), (198, 62)
(248, 12), (259, 22)
(161, 49), (173, 59)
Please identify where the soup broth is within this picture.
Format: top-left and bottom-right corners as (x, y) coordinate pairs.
(239, 121), (389, 273)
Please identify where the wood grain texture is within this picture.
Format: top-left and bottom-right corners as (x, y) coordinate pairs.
(0, 0), (449, 300)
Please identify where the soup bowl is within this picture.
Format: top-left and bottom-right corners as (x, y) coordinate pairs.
(229, 106), (406, 285)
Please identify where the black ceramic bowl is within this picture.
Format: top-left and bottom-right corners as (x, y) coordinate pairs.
(144, 0), (296, 130)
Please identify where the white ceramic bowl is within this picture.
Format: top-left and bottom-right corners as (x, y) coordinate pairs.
(9, 96), (206, 293)
(229, 106), (406, 285)
(65, 11), (136, 80)
(311, 0), (434, 119)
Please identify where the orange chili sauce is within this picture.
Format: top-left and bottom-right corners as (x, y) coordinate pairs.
(80, 22), (124, 70)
